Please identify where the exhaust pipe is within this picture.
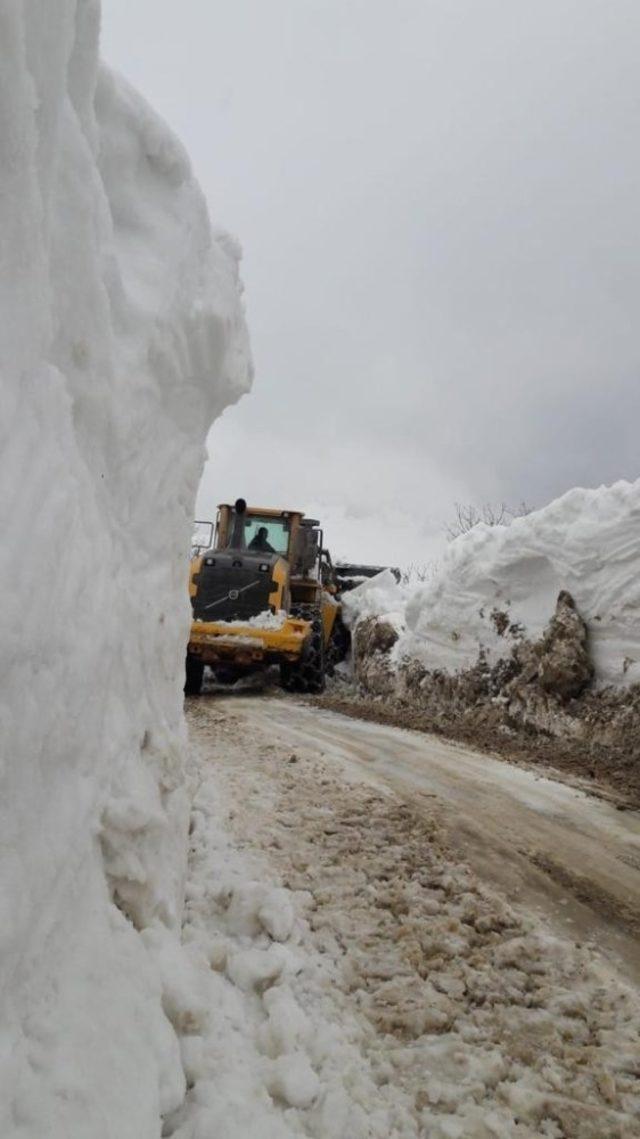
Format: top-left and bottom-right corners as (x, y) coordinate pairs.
(230, 498), (247, 548)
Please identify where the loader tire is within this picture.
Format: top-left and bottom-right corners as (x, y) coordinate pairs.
(280, 604), (326, 694)
(326, 614), (350, 675)
(184, 654), (205, 696)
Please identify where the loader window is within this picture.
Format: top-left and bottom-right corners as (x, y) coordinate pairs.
(233, 514), (290, 555)
(191, 520), (214, 555)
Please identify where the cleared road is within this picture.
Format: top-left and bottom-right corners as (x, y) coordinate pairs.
(218, 693), (640, 981)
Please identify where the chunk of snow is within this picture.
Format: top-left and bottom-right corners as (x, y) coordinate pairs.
(342, 568), (409, 634)
(268, 1053), (321, 1109)
(258, 988), (312, 1058)
(225, 944), (297, 992)
(224, 882), (294, 943)
(258, 888), (295, 942)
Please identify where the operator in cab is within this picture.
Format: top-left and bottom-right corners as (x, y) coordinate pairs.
(248, 525), (276, 553)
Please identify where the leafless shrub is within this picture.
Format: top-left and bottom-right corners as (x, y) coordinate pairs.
(509, 501), (532, 520)
(445, 501), (532, 541)
(401, 561), (439, 585)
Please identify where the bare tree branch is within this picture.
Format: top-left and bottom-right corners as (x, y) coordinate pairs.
(445, 500), (533, 541)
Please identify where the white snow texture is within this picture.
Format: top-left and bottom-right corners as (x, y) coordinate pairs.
(344, 480), (640, 687)
(0, 3), (251, 1136)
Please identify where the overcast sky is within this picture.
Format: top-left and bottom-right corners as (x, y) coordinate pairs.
(102, 1), (640, 564)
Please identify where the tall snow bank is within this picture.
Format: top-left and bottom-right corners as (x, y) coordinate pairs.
(0, 3), (251, 1136)
(346, 481), (640, 688)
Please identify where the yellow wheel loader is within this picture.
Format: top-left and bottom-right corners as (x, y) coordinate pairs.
(185, 499), (348, 695)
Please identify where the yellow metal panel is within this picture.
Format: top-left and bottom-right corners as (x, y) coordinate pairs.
(270, 556), (288, 610)
(188, 616), (311, 662)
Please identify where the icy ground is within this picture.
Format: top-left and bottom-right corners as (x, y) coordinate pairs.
(169, 696), (640, 1139)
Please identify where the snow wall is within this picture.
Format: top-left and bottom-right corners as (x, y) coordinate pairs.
(345, 479), (640, 688)
(0, 3), (251, 1135)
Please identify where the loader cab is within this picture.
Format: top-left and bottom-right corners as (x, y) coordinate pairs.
(233, 512), (291, 556)
(215, 502), (305, 562)
(213, 501), (327, 606)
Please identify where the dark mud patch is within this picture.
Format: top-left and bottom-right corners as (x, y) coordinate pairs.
(312, 687), (640, 810)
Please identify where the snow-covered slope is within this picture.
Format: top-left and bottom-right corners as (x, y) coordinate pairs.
(0, 3), (251, 1136)
(345, 480), (640, 688)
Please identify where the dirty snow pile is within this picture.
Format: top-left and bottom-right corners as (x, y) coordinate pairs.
(344, 480), (640, 688)
(0, 3), (250, 1137)
(196, 609), (288, 631)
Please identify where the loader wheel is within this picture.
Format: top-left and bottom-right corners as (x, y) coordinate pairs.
(184, 654), (205, 696)
(214, 667), (241, 685)
(326, 615), (350, 675)
(281, 604), (326, 694)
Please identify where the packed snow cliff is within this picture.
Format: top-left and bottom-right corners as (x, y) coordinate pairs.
(0, 3), (251, 1136)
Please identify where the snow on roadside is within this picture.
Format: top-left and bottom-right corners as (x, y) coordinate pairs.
(0, 4), (250, 1135)
(162, 717), (418, 1138)
(179, 701), (640, 1139)
(343, 480), (640, 688)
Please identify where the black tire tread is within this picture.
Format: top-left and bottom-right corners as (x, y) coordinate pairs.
(281, 603), (326, 694)
(326, 613), (350, 674)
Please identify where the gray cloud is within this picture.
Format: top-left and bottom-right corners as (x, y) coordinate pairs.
(102, 0), (640, 561)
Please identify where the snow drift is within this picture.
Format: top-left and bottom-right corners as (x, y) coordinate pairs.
(341, 481), (640, 795)
(0, 3), (251, 1136)
(345, 479), (640, 689)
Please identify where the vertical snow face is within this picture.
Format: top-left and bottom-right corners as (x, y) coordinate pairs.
(0, 3), (251, 1135)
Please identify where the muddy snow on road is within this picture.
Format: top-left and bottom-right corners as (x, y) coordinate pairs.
(177, 693), (640, 1139)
